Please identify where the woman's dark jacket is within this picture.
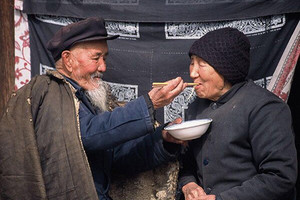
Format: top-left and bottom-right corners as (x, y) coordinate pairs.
(179, 80), (297, 200)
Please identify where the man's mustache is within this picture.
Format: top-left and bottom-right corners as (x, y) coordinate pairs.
(91, 72), (103, 79)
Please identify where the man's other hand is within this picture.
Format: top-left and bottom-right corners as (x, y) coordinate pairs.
(162, 118), (187, 146)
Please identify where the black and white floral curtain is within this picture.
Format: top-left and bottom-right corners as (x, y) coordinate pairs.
(23, 0), (300, 123)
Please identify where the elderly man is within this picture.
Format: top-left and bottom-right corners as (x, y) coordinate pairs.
(0, 17), (187, 200)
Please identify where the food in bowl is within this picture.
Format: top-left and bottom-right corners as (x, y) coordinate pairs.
(164, 118), (212, 140)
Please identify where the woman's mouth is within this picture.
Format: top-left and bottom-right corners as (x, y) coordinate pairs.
(194, 82), (201, 87)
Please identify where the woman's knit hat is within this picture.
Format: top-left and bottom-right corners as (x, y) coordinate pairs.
(189, 27), (250, 85)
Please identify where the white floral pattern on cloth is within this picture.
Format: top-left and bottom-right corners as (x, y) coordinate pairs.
(15, 0), (31, 90)
(267, 21), (300, 102)
(14, 0), (23, 10)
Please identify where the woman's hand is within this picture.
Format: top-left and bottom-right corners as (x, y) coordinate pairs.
(187, 195), (216, 200)
(182, 182), (206, 200)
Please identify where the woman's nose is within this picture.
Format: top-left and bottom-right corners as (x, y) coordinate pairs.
(190, 66), (199, 79)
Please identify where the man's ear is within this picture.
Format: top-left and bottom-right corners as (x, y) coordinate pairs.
(61, 50), (73, 73)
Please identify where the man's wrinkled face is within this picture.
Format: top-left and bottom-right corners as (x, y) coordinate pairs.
(69, 40), (109, 90)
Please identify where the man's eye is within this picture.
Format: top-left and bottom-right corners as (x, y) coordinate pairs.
(92, 57), (100, 61)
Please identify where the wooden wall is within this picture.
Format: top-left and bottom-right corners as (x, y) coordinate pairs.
(0, 0), (15, 116)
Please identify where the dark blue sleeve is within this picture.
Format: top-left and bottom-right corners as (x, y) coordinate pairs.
(112, 126), (179, 173)
(80, 96), (154, 152)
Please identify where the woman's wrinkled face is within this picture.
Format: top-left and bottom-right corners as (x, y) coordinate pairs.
(69, 40), (108, 90)
(189, 55), (228, 101)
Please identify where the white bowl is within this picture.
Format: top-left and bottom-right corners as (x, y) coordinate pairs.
(164, 118), (212, 140)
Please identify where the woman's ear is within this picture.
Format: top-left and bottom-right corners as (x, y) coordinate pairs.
(61, 50), (73, 73)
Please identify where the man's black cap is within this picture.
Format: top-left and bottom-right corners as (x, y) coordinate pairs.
(47, 17), (119, 61)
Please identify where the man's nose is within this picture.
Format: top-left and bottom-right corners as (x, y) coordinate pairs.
(98, 59), (106, 72)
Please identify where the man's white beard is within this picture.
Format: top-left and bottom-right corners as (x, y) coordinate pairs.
(86, 79), (109, 112)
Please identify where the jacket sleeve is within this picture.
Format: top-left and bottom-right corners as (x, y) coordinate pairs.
(112, 125), (180, 173)
(219, 100), (297, 200)
(80, 96), (154, 152)
(178, 146), (199, 189)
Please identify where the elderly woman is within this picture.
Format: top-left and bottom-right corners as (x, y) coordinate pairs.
(178, 28), (297, 200)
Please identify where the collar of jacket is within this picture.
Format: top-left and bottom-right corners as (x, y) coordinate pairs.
(46, 69), (97, 114)
(46, 69), (65, 80)
(212, 80), (247, 108)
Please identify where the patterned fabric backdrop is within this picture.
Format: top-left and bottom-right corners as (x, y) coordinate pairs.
(14, 0), (31, 90)
(23, 0), (300, 22)
(12, 1), (300, 199)
(15, 0), (300, 123)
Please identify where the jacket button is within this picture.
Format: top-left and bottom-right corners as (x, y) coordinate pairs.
(206, 187), (212, 194)
(211, 103), (218, 110)
(203, 159), (209, 166)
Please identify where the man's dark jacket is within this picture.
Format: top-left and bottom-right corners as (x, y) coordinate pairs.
(66, 76), (179, 199)
(0, 70), (178, 200)
(0, 71), (98, 199)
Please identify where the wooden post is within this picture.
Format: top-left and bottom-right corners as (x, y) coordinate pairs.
(0, 0), (15, 116)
